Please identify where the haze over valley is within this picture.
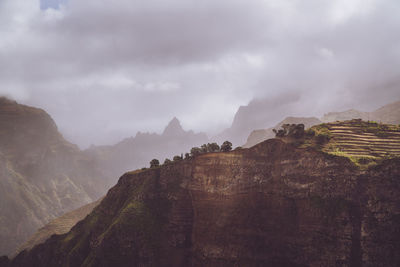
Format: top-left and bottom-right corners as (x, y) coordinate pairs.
(0, 0), (400, 266)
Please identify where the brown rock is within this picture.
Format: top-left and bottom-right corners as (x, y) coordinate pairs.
(5, 137), (400, 266)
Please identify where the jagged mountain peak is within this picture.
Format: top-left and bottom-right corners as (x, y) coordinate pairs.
(162, 117), (185, 136)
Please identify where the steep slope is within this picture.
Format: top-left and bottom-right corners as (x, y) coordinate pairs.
(244, 116), (321, 148)
(85, 117), (208, 179)
(5, 122), (400, 266)
(16, 198), (103, 255)
(0, 97), (110, 255)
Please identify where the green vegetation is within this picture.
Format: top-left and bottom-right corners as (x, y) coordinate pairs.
(173, 155), (183, 161)
(345, 120), (400, 137)
(297, 120), (400, 170)
(149, 159), (160, 168)
(273, 123), (305, 138)
(221, 141), (233, 152)
(190, 141), (233, 157)
(328, 151), (378, 170)
(311, 124), (332, 144)
(190, 147), (202, 156)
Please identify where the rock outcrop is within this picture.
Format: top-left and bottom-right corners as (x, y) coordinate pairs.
(0, 97), (110, 255)
(4, 121), (400, 266)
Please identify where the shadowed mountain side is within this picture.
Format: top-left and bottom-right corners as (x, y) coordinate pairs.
(244, 116), (321, 148)
(4, 122), (400, 266)
(85, 117), (208, 179)
(16, 198), (103, 255)
(0, 97), (111, 256)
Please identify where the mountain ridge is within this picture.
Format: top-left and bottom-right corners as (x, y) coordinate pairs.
(4, 120), (400, 266)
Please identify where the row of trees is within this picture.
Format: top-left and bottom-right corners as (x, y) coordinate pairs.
(149, 141), (233, 168)
(273, 124), (305, 138)
(190, 141), (232, 156)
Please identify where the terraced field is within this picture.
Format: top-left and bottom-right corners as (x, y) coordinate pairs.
(323, 120), (400, 159)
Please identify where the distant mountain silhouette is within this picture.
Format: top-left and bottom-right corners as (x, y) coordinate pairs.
(244, 116), (321, 148)
(321, 100), (400, 125)
(321, 109), (370, 123)
(217, 98), (400, 148)
(162, 117), (186, 136)
(85, 117), (208, 179)
(213, 94), (301, 146)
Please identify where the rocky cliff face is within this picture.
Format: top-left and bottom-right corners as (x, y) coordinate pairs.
(4, 132), (399, 266)
(0, 97), (110, 255)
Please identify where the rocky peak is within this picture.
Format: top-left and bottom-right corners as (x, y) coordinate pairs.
(162, 117), (185, 137)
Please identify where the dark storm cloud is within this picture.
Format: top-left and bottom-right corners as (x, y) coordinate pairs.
(0, 0), (399, 147)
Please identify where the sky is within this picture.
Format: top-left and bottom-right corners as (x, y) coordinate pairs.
(0, 0), (399, 148)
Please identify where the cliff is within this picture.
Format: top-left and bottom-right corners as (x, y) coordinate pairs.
(0, 97), (110, 255)
(4, 121), (400, 266)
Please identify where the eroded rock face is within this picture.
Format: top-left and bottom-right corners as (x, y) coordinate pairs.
(5, 139), (400, 266)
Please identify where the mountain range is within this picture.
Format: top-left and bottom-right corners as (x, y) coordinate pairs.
(243, 100), (400, 148)
(0, 96), (399, 259)
(3, 120), (400, 266)
(0, 99), (208, 255)
(84, 117), (208, 179)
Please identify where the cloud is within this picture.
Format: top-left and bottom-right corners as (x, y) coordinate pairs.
(0, 0), (399, 147)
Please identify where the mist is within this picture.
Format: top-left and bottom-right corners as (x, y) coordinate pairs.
(1, 0), (399, 148)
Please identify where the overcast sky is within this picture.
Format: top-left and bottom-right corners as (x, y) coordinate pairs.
(1, 0), (399, 147)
